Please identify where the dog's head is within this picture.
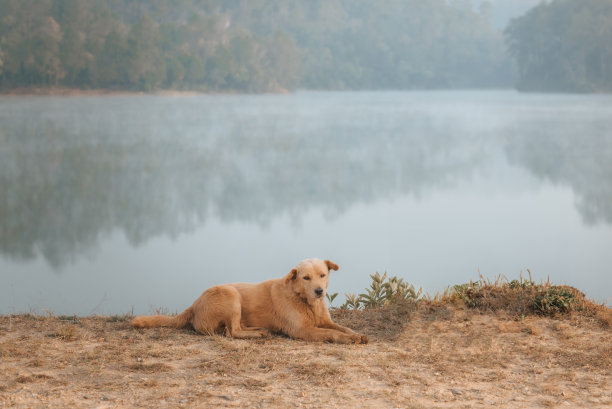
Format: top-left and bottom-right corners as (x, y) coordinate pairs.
(284, 258), (339, 303)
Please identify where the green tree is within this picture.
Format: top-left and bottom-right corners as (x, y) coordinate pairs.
(0, 0), (64, 87)
(505, 0), (612, 92)
(264, 32), (300, 91)
(226, 33), (265, 91)
(0, 0), (520, 92)
(97, 30), (130, 87)
(126, 15), (165, 90)
(59, 26), (92, 86)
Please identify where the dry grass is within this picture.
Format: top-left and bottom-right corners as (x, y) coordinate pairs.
(1, 281), (610, 408)
(47, 325), (81, 341)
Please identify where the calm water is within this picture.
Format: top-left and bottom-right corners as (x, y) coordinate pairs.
(1, 91), (611, 315)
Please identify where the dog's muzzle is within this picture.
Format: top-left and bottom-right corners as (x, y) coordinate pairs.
(314, 287), (324, 297)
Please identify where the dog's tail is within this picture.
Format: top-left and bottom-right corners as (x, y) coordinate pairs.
(132, 307), (194, 329)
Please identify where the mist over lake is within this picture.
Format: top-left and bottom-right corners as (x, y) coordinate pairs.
(1, 91), (611, 315)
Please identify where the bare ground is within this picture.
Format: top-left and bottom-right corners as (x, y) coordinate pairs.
(1, 306), (610, 408)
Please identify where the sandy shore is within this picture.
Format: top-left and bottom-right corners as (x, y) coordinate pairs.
(1, 305), (610, 409)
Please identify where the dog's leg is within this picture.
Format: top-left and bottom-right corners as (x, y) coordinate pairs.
(319, 322), (360, 336)
(290, 327), (368, 344)
(190, 285), (253, 337)
(216, 289), (269, 339)
(243, 326), (269, 332)
(226, 322), (269, 339)
(316, 308), (367, 340)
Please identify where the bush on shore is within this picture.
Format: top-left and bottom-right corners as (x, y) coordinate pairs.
(329, 272), (611, 327)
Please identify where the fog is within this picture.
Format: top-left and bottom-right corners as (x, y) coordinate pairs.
(2, 91), (612, 314)
(467, 0), (542, 28)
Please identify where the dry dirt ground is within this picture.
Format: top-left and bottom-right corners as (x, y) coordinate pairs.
(1, 307), (610, 409)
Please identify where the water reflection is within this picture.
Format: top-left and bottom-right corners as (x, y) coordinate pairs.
(506, 127), (612, 226)
(0, 92), (611, 269)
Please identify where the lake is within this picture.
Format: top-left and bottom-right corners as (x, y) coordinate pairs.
(1, 91), (611, 315)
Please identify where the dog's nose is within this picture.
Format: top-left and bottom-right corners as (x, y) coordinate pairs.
(315, 287), (324, 296)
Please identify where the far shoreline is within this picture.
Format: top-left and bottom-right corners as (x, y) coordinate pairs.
(0, 88), (225, 97)
(3, 87), (610, 97)
(0, 86), (294, 97)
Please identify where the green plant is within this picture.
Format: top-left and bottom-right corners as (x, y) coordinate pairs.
(341, 293), (362, 310)
(339, 272), (422, 310)
(326, 292), (338, 307)
(507, 277), (536, 290)
(452, 282), (483, 308)
(533, 286), (577, 315)
(449, 274), (586, 317)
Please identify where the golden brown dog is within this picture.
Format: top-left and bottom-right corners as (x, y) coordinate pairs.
(132, 259), (368, 344)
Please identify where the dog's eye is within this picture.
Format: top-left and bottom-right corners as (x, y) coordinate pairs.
(303, 276), (311, 281)
(320, 274), (326, 278)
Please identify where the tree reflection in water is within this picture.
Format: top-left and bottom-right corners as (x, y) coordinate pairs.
(0, 92), (610, 268)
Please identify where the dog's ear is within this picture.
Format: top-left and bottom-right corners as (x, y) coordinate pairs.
(324, 260), (339, 271)
(284, 268), (298, 284)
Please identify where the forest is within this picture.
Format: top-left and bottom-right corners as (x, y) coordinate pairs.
(0, 0), (610, 92)
(0, 0), (509, 92)
(505, 0), (612, 92)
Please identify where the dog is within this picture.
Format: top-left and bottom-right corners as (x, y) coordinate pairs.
(132, 259), (368, 344)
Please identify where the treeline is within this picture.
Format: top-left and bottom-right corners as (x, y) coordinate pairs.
(208, 0), (512, 89)
(0, 0), (512, 92)
(3, 0), (609, 93)
(0, 0), (298, 92)
(505, 0), (612, 92)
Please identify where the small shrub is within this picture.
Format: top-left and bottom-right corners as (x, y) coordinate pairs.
(447, 276), (592, 318)
(341, 293), (362, 310)
(508, 279), (536, 290)
(533, 286), (576, 315)
(339, 272), (422, 310)
(452, 282), (483, 308)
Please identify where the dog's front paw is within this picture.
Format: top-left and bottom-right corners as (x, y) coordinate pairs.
(348, 333), (369, 344)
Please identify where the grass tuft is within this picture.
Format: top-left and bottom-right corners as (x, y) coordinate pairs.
(104, 314), (132, 322)
(48, 325), (80, 341)
(128, 362), (172, 373)
(57, 315), (80, 324)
